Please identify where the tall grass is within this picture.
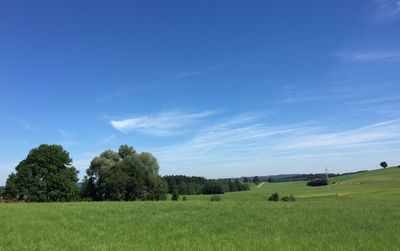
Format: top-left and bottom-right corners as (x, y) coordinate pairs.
(0, 168), (399, 250)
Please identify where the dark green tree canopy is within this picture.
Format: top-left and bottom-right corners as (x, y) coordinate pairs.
(380, 161), (388, 168)
(118, 145), (136, 159)
(202, 180), (225, 194)
(5, 144), (79, 202)
(253, 176), (260, 184)
(171, 188), (179, 201)
(82, 145), (167, 201)
(0, 186), (5, 198)
(163, 175), (207, 195)
(268, 192), (279, 201)
(163, 176), (249, 195)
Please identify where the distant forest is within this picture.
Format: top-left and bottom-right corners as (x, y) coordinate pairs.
(163, 175), (249, 195)
(241, 170), (368, 183)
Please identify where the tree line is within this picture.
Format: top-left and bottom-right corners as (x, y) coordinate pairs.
(0, 144), (249, 202)
(163, 175), (249, 195)
(163, 175), (206, 195)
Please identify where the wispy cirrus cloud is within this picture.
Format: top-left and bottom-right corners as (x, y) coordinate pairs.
(368, 0), (400, 23)
(97, 135), (116, 145)
(278, 120), (400, 150)
(0, 114), (33, 131)
(349, 51), (400, 61)
(98, 64), (226, 102)
(152, 113), (400, 177)
(349, 95), (400, 105)
(172, 64), (226, 81)
(153, 114), (302, 173)
(339, 50), (400, 62)
(16, 119), (32, 131)
(106, 106), (400, 176)
(57, 129), (68, 137)
(110, 110), (220, 136)
(57, 129), (81, 147)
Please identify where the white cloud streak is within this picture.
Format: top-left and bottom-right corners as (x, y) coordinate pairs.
(97, 135), (116, 145)
(0, 114), (33, 131)
(152, 114), (400, 177)
(110, 110), (220, 136)
(348, 51), (400, 62)
(339, 50), (400, 62)
(278, 120), (400, 149)
(369, 0), (400, 22)
(349, 95), (400, 105)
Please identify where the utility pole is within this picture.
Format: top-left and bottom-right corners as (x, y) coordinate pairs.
(325, 165), (328, 180)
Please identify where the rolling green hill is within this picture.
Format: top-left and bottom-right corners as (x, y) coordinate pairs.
(1, 167), (399, 250)
(187, 167), (400, 202)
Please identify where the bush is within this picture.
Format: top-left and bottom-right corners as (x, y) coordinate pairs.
(210, 195), (221, 201)
(171, 189), (179, 201)
(182, 196), (187, 201)
(282, 194), (296, 202)
(307, 178), (328, 186)
(268, 192), (279, 201)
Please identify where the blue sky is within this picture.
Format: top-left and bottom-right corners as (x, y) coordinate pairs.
(1, 0), (400, 184)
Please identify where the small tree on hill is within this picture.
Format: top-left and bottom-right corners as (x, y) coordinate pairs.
(253, 176), (260, 185)
(380, 161), (388, 169)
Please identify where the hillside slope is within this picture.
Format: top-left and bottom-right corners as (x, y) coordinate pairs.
(188, 167), (400, 202)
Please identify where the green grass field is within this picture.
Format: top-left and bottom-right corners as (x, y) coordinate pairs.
(1, 168), (400, 250)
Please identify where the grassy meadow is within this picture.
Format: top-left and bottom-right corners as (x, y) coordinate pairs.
(1, 168), (400, 250)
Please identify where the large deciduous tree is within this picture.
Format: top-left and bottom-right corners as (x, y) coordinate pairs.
(380, 161), (388, 169)
(4, 144), (79, 202)
(81, 145), (167, 201)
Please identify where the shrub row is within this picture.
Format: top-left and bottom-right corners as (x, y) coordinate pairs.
(268, 193), (295, 202)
